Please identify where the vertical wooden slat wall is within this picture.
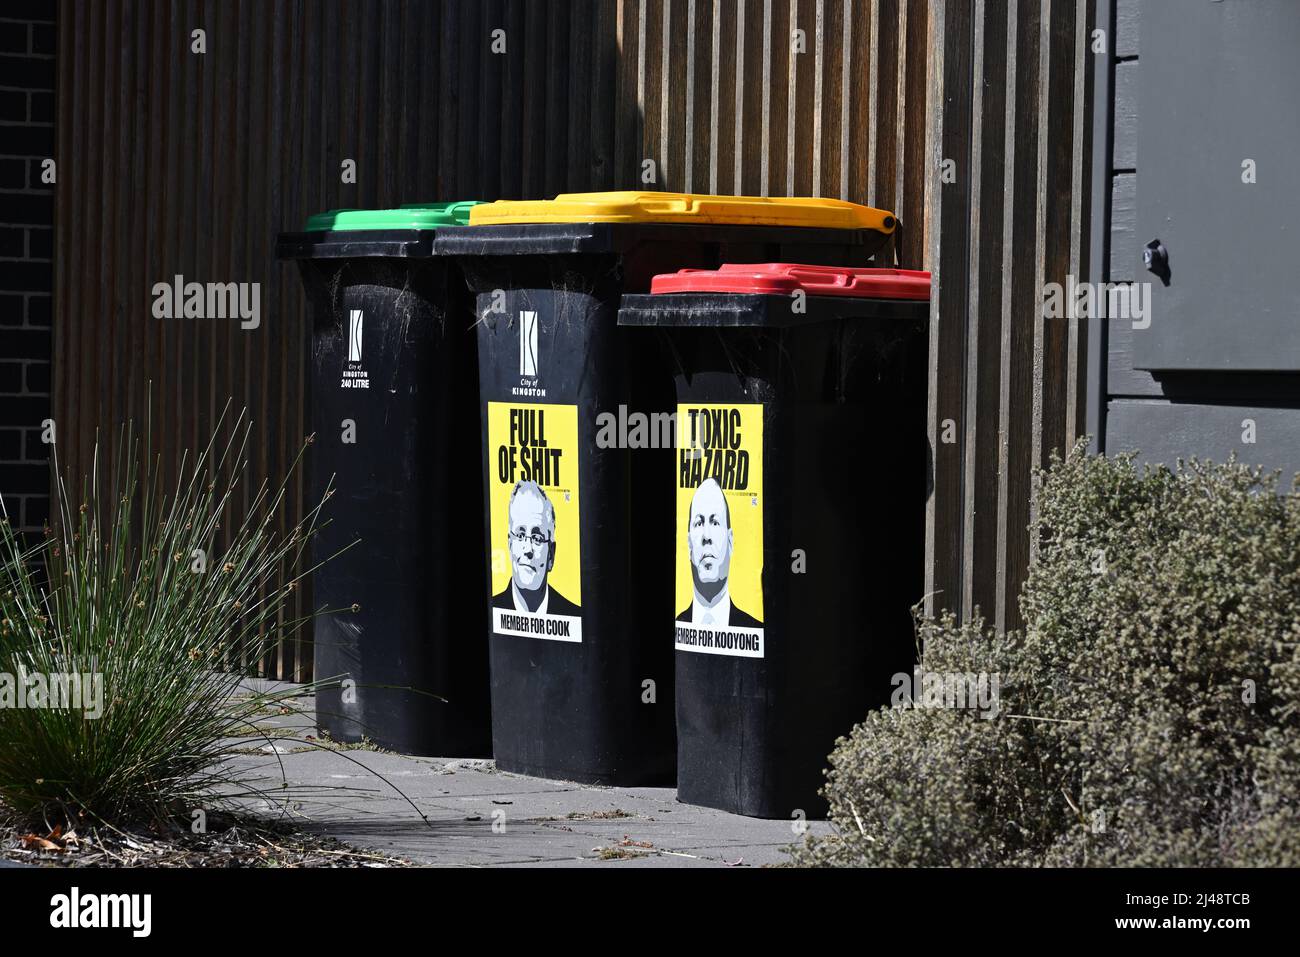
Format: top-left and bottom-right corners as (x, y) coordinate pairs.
(54, 0), (1093, 678)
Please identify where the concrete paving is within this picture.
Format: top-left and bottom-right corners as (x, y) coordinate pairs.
(223, 691), (831, 867)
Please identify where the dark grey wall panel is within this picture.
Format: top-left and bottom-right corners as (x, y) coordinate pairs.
(1114, 0), (1139, 57)
(1112, 59), (1137, 170)
(1133, 0), (1300, 371)
(1107, 321), (1161, 398)
(1109, 171), (1136, 280)
(1102, 1), (1141, 450)
(1108, 400), (1300, 483)
(1103, 0), (1300, 468)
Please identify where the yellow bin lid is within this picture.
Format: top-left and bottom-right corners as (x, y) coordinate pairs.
(467, 191), (895, 232)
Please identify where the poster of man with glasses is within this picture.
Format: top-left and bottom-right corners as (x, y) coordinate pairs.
(488, 402), (583, 643)
(492, 480), (581, 615)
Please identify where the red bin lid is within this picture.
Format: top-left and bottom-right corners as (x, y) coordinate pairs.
(649, 263), (932, 300)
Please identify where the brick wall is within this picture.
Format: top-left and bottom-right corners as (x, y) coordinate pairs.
(0, 3), (55, 537)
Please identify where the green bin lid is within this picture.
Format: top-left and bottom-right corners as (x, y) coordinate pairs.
(303, 201), (481, 232)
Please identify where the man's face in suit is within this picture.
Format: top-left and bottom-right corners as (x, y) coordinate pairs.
(508, 485), (555, 594)
(687, 479), (732, 589)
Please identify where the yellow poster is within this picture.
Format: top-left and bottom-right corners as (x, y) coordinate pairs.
(487, 402), (583, 642)
(674, 403), (764, 658)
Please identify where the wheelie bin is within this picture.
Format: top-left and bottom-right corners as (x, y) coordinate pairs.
(276, 202), (491, 756)
(618, 262), (930, 816)
(433, 192), (898, 786)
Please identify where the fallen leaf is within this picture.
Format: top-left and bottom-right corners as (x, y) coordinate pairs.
(20, 834), (61, 851)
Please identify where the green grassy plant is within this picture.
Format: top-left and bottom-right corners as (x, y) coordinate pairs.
(0, 409), (339, 828)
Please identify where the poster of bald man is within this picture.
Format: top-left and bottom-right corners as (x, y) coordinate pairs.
(675, 404), (765, 658)
(487, 402), (583, 643)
